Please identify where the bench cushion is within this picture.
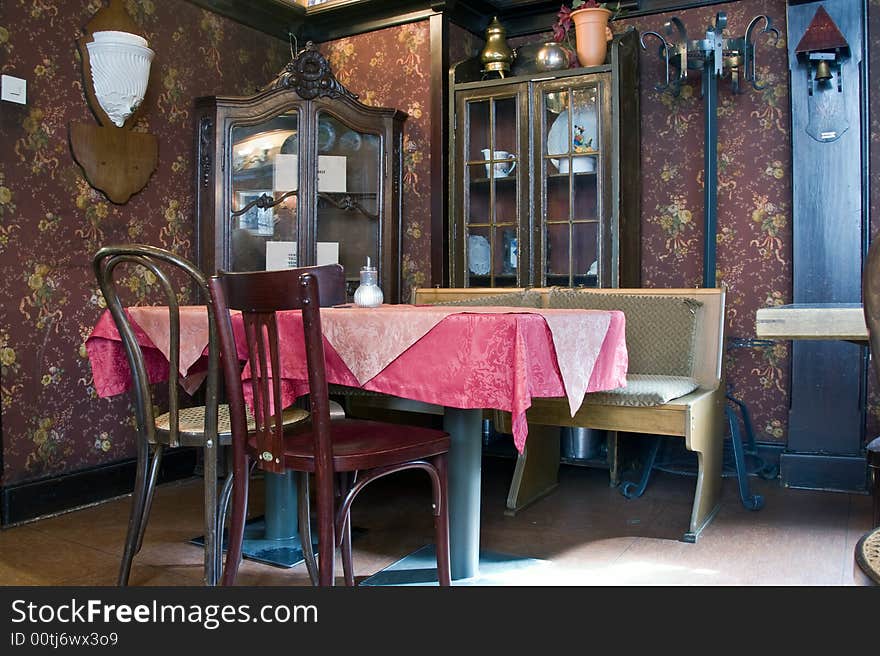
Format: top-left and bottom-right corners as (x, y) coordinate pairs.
(547, 289), (702, 376)
(581, 374), (700, 406)
(430, 290), (544, 308)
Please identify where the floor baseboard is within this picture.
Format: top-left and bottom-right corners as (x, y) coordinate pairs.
(0, 449), (197, 527)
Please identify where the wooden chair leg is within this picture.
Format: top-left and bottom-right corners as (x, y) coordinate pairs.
(433, 454), (451, 587)
(316, 472), (336, 586)
(134, 444), (164, 554)
(118, 441), (158, 586)
(220, 456), (251, 586)
(297, 472), (318, 585)
(217, 470), (235, 581)
(341, 513), (354, 586)
(202, 439), (219, 587)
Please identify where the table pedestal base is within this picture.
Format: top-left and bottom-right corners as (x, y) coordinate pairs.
(190, 516), (314, 568)
(191, 517), (366, 569)
(359, 545), (551, 586)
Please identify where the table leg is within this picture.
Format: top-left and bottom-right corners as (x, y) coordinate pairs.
(264, 472), (298, 539)
(443, 407), (483, 580)
(191, 470), (315, 568)
(360, 406), (551, 586)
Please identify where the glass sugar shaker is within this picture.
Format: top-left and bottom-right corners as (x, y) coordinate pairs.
(353, 257), (383, 308)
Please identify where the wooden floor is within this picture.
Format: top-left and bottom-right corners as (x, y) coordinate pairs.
(0, 455), (873, 586)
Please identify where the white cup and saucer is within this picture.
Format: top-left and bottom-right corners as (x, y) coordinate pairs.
(481, 149), (516, 178)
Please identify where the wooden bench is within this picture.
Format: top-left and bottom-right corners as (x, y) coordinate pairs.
(412, 286), (727, 542)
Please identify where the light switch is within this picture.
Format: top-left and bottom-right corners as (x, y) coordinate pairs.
(1, 75), (27, 105)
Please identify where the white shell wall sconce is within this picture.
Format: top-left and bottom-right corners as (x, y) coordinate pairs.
(69, 0), (158, 204)
(86, 31), (155, 128)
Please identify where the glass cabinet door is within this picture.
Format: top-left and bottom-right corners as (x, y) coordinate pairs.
(455, 87), (528, 287)
(197, 43), (405, 301)
(537, 76), (608, 287)
(229, 111), (300, 272)
(313, 109), (381, 297)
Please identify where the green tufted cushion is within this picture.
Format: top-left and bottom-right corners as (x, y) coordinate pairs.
(547, 289), (702, 376)
(581, 374), (700, 406)
(431, 290), (544, 308)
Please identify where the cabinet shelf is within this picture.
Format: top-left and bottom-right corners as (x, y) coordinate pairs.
(469, 176), (518, 185)
(546, 171), (599, 179)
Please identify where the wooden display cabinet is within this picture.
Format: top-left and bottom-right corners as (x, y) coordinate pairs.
(194, 43), (407, 301)
(449, 28), (641, 289)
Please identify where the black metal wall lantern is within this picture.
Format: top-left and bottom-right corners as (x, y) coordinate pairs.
(794, 5), (850, 142)
(640, 11), (779, 288)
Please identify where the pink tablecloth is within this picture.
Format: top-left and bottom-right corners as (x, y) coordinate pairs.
(86, 305), (628, 453)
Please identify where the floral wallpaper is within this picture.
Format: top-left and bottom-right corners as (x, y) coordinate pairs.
(618, 0), (795, 446)
(322, 22), (433, 296)
(0, 0), (289, 487)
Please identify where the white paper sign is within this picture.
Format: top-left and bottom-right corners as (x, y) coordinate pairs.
(274, 155), (345, 192)
(318, 156), (346, 193)
(273, 154), (298, 191)
(265, 241), (339, 270)
(317, 242), (339, 266)
(266, 241), (297, 270)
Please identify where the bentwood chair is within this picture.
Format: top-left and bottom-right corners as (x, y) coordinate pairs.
(210, 266), (452, 586)
(855, 239), (880, 584)
(93, 244), (311, 586)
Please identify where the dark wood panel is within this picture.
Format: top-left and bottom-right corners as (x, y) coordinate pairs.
(785, 0), (869, 491)
(185, 0), (729, 43)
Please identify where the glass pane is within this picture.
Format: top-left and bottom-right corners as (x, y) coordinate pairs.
(467, 225), (492, 287)
(545, 222), (570, 281)
(573, 175), (598, 220)
(494, 176), (517, 224)
(547, 173), (570, 222)
(494, 225), (518, 280)
(545, 84), (599, 177)
(230, 112), (299, 272)
(571, 86), (599, 154)
(314, 111), (380, 289)
(467, 100), (490, 161)
(467, 163), (490, 223)
(493, 97), (518, 155)
(572, 222), (599, 287)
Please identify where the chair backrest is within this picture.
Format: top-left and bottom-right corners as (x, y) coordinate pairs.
(93, 244), (219, 448)
(209, 264), (345, 475)
(864, 239), (880, 387)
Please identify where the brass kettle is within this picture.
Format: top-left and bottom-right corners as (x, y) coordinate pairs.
(480, 16), (514, 77)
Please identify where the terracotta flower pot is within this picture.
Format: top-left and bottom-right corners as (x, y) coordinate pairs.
(570, 7), (612, 67)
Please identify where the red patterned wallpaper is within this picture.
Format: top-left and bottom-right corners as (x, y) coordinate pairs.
(321, 23), (433, 297)
(621, 0), (794, 447)
(0, 0), (288, 486)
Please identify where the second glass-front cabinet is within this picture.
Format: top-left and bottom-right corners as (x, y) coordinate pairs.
(450, 29), (641, 289)
(195, 43), (406, 301)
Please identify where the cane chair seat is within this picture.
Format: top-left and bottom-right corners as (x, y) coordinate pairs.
(156, 404), (310, 442)
(854, 527), (880, 586)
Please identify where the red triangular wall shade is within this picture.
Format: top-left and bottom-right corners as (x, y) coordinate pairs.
(795, 5), (849, 53)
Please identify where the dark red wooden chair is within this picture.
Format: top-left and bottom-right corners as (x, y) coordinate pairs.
(209, 265), (451, 586)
